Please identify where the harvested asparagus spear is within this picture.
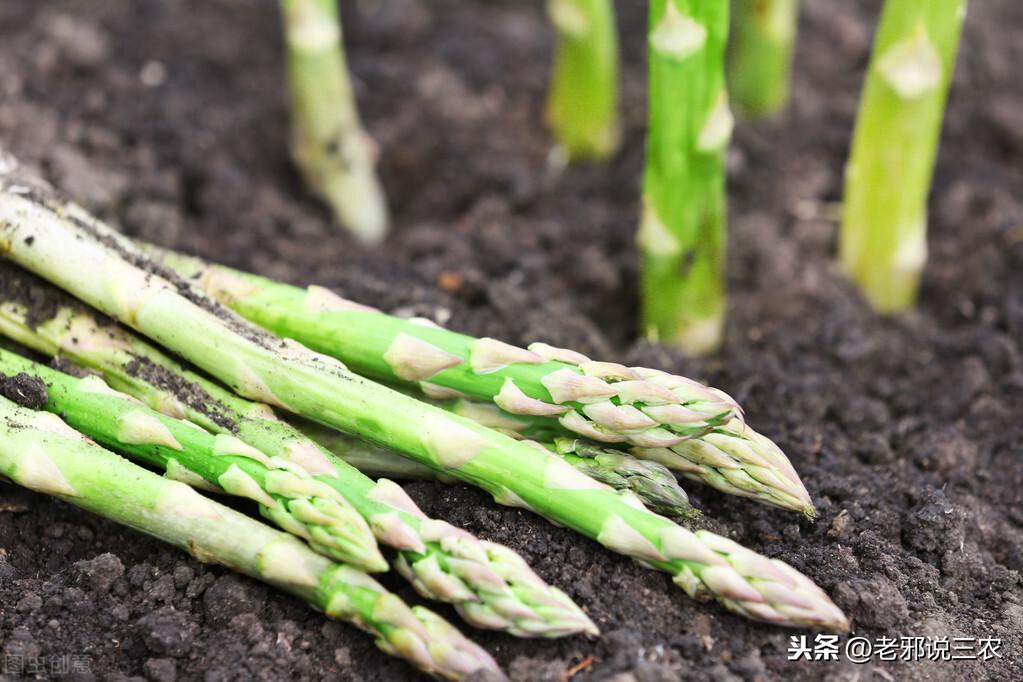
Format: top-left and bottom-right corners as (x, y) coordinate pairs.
(300, 418), (698, 518)
(728, 0), (799, 118)
(0, 179), (846, 630)
(0, 347), (388, 572)
(279, 0), (388, 244)
(0, 265), (596, 639)
(839, 0), (966, 313)
(640, 0), (732, 354)
(543, 437), (698, 519)
(146, 250), (814, 516)
(546, 0), (620, 160)
(0, 395), (500, 681)
(434, 396), (812, 517)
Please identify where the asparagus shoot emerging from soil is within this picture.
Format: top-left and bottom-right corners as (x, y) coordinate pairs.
(0, 266), (596, 639)
(839, 0), (966, 313)
(279, 0), (388, 244)
(145, 250), (814, 516)
(0, 180), (845, 630)
(728, 0), (799, 118)
(640, 0), (732, 354)
(546, 0), (621, 160)
(0, 396), (500, 681)
(0, 348), (387, 573)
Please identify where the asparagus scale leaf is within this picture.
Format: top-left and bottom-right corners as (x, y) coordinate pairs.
(0, 266), (597, 639)
(0, 395), (500, 681)
(0, 178), (847, 630)
(146, 249), (815, 516)
(839, 0), (967, 312)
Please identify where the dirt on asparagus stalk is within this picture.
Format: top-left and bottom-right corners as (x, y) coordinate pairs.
(839, 0), (967, 312)
(0, 394), (501, 681)
(279, 0), (389, 244)
(145, 249), (815, 516)
(545, 0), (621, 160)
(0, 264), (597, 639)
(0, 175), (846, 631)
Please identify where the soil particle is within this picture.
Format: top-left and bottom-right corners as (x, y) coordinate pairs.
(903, 489), (966, 556)
(0, 261), (62, 329)
(833, 576), (910, 630)
(143, 657), (177, 682)
(0, 371), (48, 409)
(137, 606), (198, 658)
(202, 575), (265, 628)
(73, 552), (125, 594)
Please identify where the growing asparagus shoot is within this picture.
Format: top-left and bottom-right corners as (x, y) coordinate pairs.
(0, 178), (846, 630)
(0, 395), (499, 680)
(280, 0), (389, 244)
(839, 0), (966, 313)
(546, 0), (621, 160)
(0, 264), (596, 639)
(146, 249), (814, 516)
(640, 0), (732, 354)
(728, 0), (799, 118)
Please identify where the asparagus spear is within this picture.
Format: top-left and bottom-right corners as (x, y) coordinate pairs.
(0, 266), (596, 639)
(546, 437), (698, 518)
(300, 418), (698, 519)
(839, 0), (966, 312)
(0, 395), (499, 680)
(546, 0), (620, 160)
(279, 0), (388, 244)
(444, 397), (812, 517)
(144, 250), (814, 516)
(0, 347), (388, 572)
(0, 180), (847, 631)
(640, 0), (732, 354)
(728, 0), (799, 118)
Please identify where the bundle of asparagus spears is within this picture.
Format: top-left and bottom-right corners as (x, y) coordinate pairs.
(0, 164), (847, 678)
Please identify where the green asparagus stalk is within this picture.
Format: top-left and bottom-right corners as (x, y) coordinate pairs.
(279, 0), (388, 244)
(839, 0), (966, 312)
(0, 179), (846, 630)
(0, 348), (387, 572)
(289, 416), (457, 482)
(0, 395), (499, 680)
(728, 0), (799, 118)
(640, 0), (732, 354)
(144, 250), (814, 516)
(0, 266), (596, 639)
(545, 0), (620, 160)
(300, 418), (698, 519)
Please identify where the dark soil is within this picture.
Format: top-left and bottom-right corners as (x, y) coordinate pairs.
(0, 374), (48, 411)
(1, 0), (1021, 680)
